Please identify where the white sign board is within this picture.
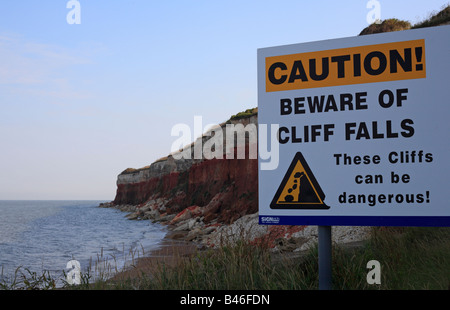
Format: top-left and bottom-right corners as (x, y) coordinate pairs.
(258, 25), (450, 226)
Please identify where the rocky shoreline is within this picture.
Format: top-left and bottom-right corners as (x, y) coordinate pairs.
(99, 201), (371, 254)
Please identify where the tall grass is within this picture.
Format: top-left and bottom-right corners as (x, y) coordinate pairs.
(112, 226), (450, 290)
(363, 227), (450, 289)
(2, 226), (449, 290)
(144, 240), (309, 290)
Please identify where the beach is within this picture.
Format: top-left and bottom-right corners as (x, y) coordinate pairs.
(110, 230), (201, 282)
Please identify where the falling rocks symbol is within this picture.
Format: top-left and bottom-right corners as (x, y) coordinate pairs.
(270, 152), (329, 210)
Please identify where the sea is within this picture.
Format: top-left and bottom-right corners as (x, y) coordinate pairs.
(0, 200), (167, 287)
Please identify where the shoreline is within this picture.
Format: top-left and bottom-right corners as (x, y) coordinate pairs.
(98, 202), (204, 282)
(110, 230), (201, 282)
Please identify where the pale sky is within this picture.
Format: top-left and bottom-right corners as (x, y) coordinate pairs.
(0, 0), (448, 200)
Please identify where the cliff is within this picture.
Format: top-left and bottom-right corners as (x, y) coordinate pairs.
(113, 110), (259, 225)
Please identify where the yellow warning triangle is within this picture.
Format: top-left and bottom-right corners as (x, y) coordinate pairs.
(271, 152), (329, 209)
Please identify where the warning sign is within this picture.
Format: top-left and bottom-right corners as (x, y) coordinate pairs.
(258, 25), (450, 227)
(271, 152), (329, 210)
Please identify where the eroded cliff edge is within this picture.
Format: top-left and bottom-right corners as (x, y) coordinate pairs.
(114, 111), (258, 224)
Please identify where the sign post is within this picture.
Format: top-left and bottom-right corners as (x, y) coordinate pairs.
(318, 225), (332, 290)
(257, 25), (450, 289)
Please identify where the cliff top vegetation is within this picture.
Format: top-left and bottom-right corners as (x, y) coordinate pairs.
(360, 4), (449, 35)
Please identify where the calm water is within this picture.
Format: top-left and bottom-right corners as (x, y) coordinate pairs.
(0, 200), (167, 284)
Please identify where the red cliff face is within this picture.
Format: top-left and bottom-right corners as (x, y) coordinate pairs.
(113, 112), (259, 225)
(114, 157), (258, 224)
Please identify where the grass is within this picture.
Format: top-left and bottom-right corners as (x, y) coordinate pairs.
(229, 108), (258, 121)
(413, 4), (450, 29)
(92, 226), (450, 290)
(364, 227), (450, 289)
(105, 226), (450, 290)
(359, 4), (450, 35)
(359, 18), (412, 35)
(1, 226), (449, 290)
